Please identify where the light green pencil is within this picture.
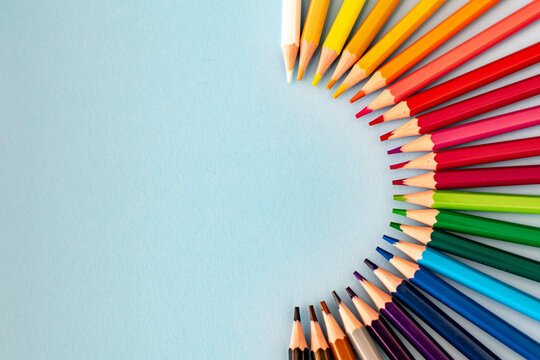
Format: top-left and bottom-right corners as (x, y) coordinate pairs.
(394, 190), (540, 214)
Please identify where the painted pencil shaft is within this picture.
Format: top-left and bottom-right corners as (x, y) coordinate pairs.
(328, 0), (400, 88)
(282, 0), (301, 82)
(360, 0), (500, 96)
(395, 208), (540, 247)
(298, 0), (331, 80)
(379, 250), (540, 360)
(381, 42), (540, 122)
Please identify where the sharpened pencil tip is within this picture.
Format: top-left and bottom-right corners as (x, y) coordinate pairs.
(309, 305), (317, 321)
(332, 291), (341, 305)
(320, 301), (330, 314)
(346, 287), (357, 298)
(287, 70), (293, 83)
(312, 73), (322, 86)
(353, 271), (365, 281)
(294, 306), (300, 321)
(376, 247), (394, 261)
(392, 179), (405, 186)
(327, 79), (337, 89)
(350, 90), (365, 103)
(383, 235), (399, 244)
(393, 194), (406, 202)
(355, 107), (372, 119)
(333, 85), (347, 99)
(364, 259), (378, 271)
(387, 146), (402, 154)
(380, 131), (393, 141)
(393, 208), (407, 217)
(369, 116), (384, 126)
(390, 161), (407, 170)
(389, 222), (402, 231)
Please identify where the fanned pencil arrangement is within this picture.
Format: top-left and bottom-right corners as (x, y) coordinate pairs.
(283, 0), (540, 359)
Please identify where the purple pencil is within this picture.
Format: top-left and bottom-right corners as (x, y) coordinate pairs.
(346, 287), (413, 360)
(354, 272), (452, 360)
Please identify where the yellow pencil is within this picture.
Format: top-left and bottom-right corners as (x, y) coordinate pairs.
(327, 0), (401, 89)
(298, 0), (331, 81)
(312, 0), (366, 86)
(333, 0), (446, 99)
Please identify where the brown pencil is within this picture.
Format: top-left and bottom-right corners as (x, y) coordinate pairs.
(320, 301), (356, 360)
(309, 305), (334, 360)
(289, 307), (310, 360)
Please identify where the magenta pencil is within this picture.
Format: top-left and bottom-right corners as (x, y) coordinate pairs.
(389, 106), (540, 153)
(393, 165), (540, 189)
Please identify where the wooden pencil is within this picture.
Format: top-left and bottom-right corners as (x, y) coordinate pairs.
(390, 136), (540, 170)
(376, 247), (540, 359)
(392, 208), (540, 247)
(354, 271), (452, 360)
(332, 291), (383, 360)
(380, 74), (540, 138)
(312, 0), (366, 86)
(345, 287), (413, 360)
(289, 307), (310, 360)
(320, 301), (356, 360)
(333, 0), (446, 98)
(394, 190), (540, 214)
(357, 0), (540, 116)
(365, 259), (500, 360)
(375, 42), (540, 123)
(355, 0), (500, 101)
(383, 235), (540, 321)
(309, 305), (333, 360)
(327, 0), (401, 89)
(297, 0), (331, 80)
(388, 106), (540, 153)
(390, 222), (540, 281)
(281, 0), (302, 82)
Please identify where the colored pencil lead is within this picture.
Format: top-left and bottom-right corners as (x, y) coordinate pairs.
(309, 305), (317, 322)
(382, 235), (398, 244)
(387, 146), (402, 154)
(389, 222), (402, 231)
(320, 301), (330, 314)
(332, 290), (341, 305)
(369, 116), (384, 126)
(345, 287), (357, 299)
(332, 85), (348, 99)
(392, 209), (407, 217)
(355, 107), (372, 118)
(391, 179), (404, 185)
(294, 306), (301, 321)
(392, 194), (406, 202)
(364, 259), (378, 271)
(349, 90), (365, 103)
(389, 162), (407, 170)
(376, 247), (394, 261)
(353, 271), (365, 282)
(379, 132), (393, 141)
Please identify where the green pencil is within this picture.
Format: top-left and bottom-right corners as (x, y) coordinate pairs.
(392, 208), (540, 247)
(389, 222), (540, 282)
(394, 190), (540, 214)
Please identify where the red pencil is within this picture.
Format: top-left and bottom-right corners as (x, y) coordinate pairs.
(388, 106), (540, 153)
(357, 1), (540, 117)
(373, 42), (540, 124)
(393, 165), (540, 189)
(380, 74), (540, 141)
(390, 136), (540, 170)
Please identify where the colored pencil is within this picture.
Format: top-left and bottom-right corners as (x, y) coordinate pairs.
(332, 0), (446, 98)
(393, 208), (540, 247)
(376, 247), (540, 359)
(380, 74), (540, 138)
(375, 43), (540, 123)
(312, 0), (366, 86)
(332, 291), (383, 360)
(388, 106), (540, 153)
(297, 0), (331, 81)
(327, 0), (401, 89)
(389, 222), (540, 281)
(289, 307), (310, 360)
(357, 0), (540, 116)
(393, 164), (540, 189)
(281, 0), (301, 83)
(346, 287), (413, 360)
(354, 271), (451, 360)
(354, 0), (500, 101)
(320, 301), (356, 360)
(365, 259), (500, 360)
(309, 305), (333, 360)
(383, 235), (540, 321)
(394, 190), (540, 214)
(390, 136), (540, 170)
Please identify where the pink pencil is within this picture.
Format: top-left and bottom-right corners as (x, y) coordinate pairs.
(389, 106), (540, 153)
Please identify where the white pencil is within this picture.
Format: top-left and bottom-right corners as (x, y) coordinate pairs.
(281, 0), (301, 82)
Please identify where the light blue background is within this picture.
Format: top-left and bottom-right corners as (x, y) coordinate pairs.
(1, 0), (539, 359)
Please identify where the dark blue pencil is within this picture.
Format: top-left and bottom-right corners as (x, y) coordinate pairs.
(364, 258), (500, 360)
(376, 247), (540, 360)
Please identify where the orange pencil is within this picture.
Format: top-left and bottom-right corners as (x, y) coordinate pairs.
(320, 301), (356, 360)
(327, 0), (401, 89)
(356, 0), (500, 100)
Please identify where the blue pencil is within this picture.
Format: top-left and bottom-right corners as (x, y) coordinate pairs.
(364, 258), (500, 360)
(383, 235), (540, 321)
(376, 246), (540, 360)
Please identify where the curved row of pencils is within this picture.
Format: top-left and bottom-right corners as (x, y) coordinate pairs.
(284, 0), (540, 359)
